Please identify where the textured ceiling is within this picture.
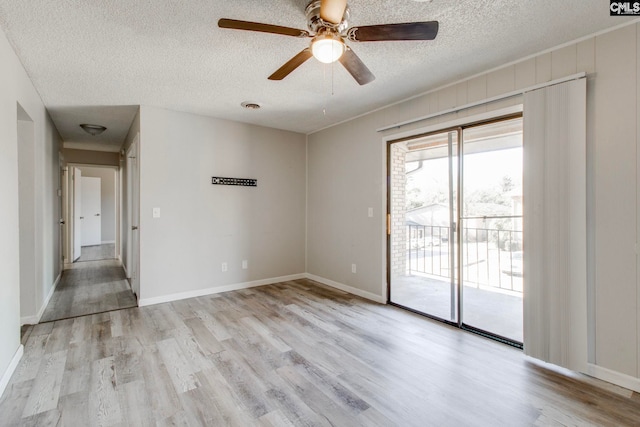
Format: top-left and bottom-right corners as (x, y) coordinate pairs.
(0, 0), (634, 151)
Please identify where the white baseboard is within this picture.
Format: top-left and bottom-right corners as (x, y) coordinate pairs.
(138, 273), (307, 307)
(101, 240), (115, 244)
(586, 363), (640, 393)
(21, 272), (62, 326)
(305, 273), (386, 304)
(137, 272), (386, 307)
(0, 345), (24, 399)
(20, 314), (39, 326)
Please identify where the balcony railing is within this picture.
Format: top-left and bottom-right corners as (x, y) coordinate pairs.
(406, 223), (523, 293)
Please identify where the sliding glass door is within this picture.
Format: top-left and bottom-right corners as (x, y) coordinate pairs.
(389, 130), (459, 322)
(460, 118), (523, 343)
(388, 116), (523, 345)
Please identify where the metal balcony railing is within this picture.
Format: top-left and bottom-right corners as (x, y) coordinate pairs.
(406, 224), (523, 293)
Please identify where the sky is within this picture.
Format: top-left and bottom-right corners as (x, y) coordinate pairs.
(408, 147), (523, 195)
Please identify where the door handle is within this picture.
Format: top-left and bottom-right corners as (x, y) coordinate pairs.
(132, 226), (138, 230)
(59, 219), (65, 225)
(80, 216), (84, 219)
(387, 214), (391, 236)
(95, 213), (100, 216)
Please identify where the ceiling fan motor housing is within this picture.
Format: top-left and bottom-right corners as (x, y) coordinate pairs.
(305, 0), (350, 34)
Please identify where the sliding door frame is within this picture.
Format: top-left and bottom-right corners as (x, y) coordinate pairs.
(387, 125), (462, 328)
(386, 112), (523, 346)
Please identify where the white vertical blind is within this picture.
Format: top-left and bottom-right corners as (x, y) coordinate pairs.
(523, 78), (587, 372)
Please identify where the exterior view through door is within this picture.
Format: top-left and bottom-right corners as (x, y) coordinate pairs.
(389, 115), (523, 345)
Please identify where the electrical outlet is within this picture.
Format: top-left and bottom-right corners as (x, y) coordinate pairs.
(242, 260), (248, 269)
(221, 262), (228, 272)
(352, 264), (357, 274)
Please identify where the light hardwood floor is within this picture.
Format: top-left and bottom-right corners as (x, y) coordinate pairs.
(2, 279), (640, 426)
(78, 243), (116, 262)
(39, 260), (137, 323)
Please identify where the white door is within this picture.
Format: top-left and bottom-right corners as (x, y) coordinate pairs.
(73, 167), (82, 260)
(126, 136), (140, 299)
(81, 176), (102, 246)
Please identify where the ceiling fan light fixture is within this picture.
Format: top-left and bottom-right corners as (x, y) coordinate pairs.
(79, 123), (107, 136)
(311, 34), (345, 64)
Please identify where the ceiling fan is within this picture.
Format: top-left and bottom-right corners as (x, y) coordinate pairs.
(218, 0), (439, 86)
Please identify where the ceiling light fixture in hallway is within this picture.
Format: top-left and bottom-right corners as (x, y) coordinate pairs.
(79, 123), (107, 136)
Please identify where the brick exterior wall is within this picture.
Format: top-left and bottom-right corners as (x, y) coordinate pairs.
(390, 143), (407, 277)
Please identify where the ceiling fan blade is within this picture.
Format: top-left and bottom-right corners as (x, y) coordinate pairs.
(218, 18), (310, 38)
(269, 49), (313, 80)
(320, 0), (347, 25)
(347, 21), (439, 42)
(339, 47), (375, 86)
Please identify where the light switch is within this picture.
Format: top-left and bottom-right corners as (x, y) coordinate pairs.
(153, 207), (161, 218)
(368, 207), (373, 218)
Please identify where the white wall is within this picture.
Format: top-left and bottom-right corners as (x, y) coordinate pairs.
(307, 113), (386, 298)
(79, 166), (116, 243)
(0, 26), (61, 393)
(42, 114), (62, 308)
(307, 22), (640, 389)
(17, 115), (36, 319)
(138, 106), (306, 302)
(63, 148), (119, 166)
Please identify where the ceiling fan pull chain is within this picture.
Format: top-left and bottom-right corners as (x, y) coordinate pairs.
(332, 59), (335, 96)
(323, 63), (327, 116)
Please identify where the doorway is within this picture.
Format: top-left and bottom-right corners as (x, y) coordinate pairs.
(388, 115), (523, 345)
(66, 165), (118, 263)
(125, 135), (140, 300)
(81, 175), (102, 246)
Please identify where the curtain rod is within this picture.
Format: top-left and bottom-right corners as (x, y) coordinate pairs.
(376, 72), (587, 133)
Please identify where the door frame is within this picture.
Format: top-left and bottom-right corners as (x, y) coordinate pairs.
(386, 125), (463, 327)
(385, 110), (524, 346)
(125, 134), (140, 300)
(72, 167), (82, 262)
(60, 162), (68, 266)
(64, 163), (121, 267)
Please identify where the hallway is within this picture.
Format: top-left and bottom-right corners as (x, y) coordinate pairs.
(39, 260), (137, 323)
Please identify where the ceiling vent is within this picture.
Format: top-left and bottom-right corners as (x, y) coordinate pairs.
(241, 102), (261, 110)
